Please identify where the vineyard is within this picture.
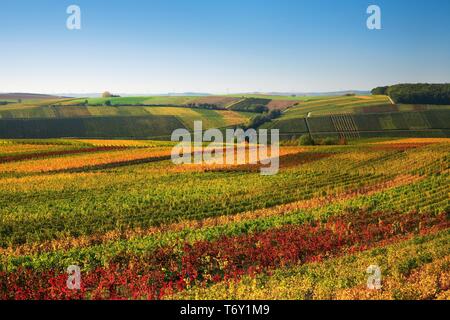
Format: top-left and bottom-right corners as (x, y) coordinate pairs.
(0, 96), (254, 140)
(267, 110), (450, 139)
(254, 95), (450, 139)
(0, 112), (251, 140)
(0, 137), (448, 300)
(2, 94), (449, 140)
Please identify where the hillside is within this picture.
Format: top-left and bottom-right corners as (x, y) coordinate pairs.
(1, 137), (448, 299)
(0, 102), (252, 139)
(259, 95), (450, 139)
(0, 93), (66, 100)
(0, 116), (186, 139)
(62, 95), (308, 112)
(61, 96), (241, 108)
(1, 94), (449, 139)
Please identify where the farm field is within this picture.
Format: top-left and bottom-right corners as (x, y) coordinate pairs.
(64, 93), (316, 111)
(57, 96), (243, 108)
(0, 105), (252, 139)
(279, 95), (450, 118)
(0, 94), (255, 139)
(280, 95), (393, 118)
(0, 104), (250, 127)
(2, 94), (449, 140)
(0, 137), (448, 300)
(264, 95), (450, 140)
(3, 0), (450, 309)
(264, 110), (450, 140)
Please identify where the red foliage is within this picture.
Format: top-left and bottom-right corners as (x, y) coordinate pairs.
(1, 211), (447, 300)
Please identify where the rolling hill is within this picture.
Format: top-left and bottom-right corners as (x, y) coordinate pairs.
(0, 101), (252, 139)
(0, 93), (66, 100)
(1, 94), (449, 139)
(261, 95), (450, 139)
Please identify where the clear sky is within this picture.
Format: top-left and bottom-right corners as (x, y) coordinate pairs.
(1, 0), (450, 94)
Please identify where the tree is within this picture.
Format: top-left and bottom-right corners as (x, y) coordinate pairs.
(371, 84), (450, 104)
(104, 100), (112, 106)
(246, 109), (283, 129)
(247, 115), (267, 129)
(298, 134), (314, 146)
(253, 105), (269, 113)
(268, 109), (282, 119)
(371, 86), (389, 95)
(387, 84), (450, 104)
(102, 91), (112, 98)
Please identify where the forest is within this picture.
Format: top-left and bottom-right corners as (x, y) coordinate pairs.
(372, 84), (450, 104)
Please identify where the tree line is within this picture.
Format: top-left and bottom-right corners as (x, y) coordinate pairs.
(372, 84), (450, 104)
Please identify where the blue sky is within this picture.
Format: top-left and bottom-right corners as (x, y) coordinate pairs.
(1, 0), (450, 94)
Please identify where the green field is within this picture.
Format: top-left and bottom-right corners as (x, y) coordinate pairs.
(0, 116), (186, 139)
(266, 110), (450, 139)
(226, 94), (328, 101)
(1, 94), (449, 140)
(281, 95), (392, 118)
(1, 138), (449, 299)
(0, 103), (252, 138)
(59, 95), (242, 108)
(260, 95), (450, 139)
